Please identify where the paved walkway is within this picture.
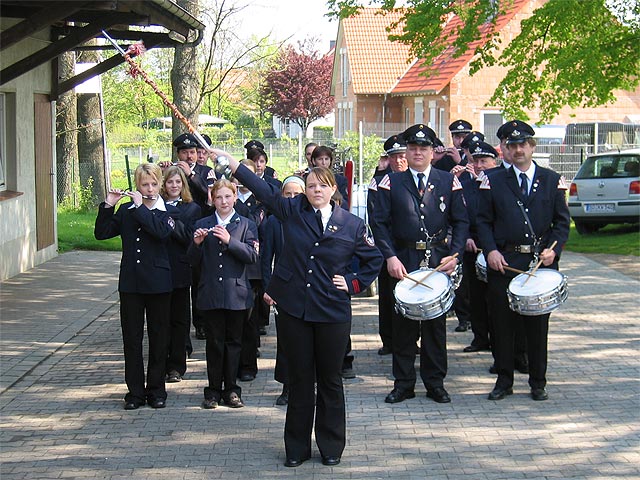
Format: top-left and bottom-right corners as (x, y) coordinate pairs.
(1, 251), (638, 479)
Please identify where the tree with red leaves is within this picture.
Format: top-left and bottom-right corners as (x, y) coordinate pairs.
(260, 44), (335, 132)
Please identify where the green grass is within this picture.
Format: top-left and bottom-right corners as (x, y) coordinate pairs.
(58, 210), (121, 253)
(564, 222), (639, 256)
(60, 208), (639, 257)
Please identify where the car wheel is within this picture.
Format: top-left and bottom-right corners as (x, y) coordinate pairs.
(574, 220), (604, 235)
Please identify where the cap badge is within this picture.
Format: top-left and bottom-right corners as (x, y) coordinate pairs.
(416, 131), (426, 138)
(457, 124), (464, 130)
(393, 142), (400, 149)
(512, 130), (520, 137)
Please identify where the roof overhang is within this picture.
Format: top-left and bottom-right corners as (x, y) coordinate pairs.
(0, 0), (205, 96)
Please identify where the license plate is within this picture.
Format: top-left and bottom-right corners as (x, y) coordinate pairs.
(584, 203), (615, 213)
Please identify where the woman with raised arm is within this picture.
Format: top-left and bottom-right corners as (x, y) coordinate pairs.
(212, 150), (383, 468)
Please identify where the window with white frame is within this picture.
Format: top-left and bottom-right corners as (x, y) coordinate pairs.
(0, 93), (6, 191)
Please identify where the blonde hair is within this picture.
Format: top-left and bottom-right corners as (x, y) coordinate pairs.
(307, 167), (337, 188)
(211, 178), (237, 196)
(134, 163), (163, 188)
(161, 165), (193, 203)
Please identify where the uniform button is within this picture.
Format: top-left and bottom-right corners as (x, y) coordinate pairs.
(218, 252), (222, 256)
(218, 277), (223, 282)
(136, 249), (140, 253)
(314, 242), (319, 246)
(137, 228), (141, 231)
(524, 221), (528, 225)
(420, 215), (424, 220)
(308, 269), (313, 274)
(219, 264), (223, 268)
(310, 255), (314, 259)
(136, 260), (140, 264)
(420, 203), (425, 208)
(420, 228), (424, 232)
(306, 283), (311, 288)
(525, 234), (529, 237)
(136, 238), (140, 242)
(219, 241), (222, 245)
(525, 208), (529, 212)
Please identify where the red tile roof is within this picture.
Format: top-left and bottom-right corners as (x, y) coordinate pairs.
(341, 9), (411, 94)
(392, 0), (529, 95)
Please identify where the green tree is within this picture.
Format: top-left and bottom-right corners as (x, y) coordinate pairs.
(328, 0), (640, 122)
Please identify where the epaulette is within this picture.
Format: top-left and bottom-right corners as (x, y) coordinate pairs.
(452, 176), (463, 191)
(368, 177), (378, 191)
(378, 174), (391, 190)
(479, 175), (491, 190)
(557, 175), (568, 190)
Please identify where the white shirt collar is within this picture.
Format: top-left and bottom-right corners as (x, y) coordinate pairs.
(128, 196), (166, 210)
(215, 209), (237, 226)
(313, 204), (333, 230)
(409, 165), (432, 187)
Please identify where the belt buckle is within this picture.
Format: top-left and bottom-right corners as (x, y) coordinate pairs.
(519, 245), (532, 254)
(415, 241), (427, 250)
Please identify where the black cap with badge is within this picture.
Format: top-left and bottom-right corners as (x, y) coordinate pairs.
(502, 120), (535, 144)
(383, 134), (407, 155)
(197, 134), (212, 149)
(469, 141), (499, 159)
(173, 133), (199, 150)
(449, 119), (473, 134)
(402, 124), (437, 146)
(244, 140), (264, 151)
(460, 131), (485, 150)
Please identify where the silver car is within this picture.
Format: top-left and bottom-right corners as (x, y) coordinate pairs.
(568, 149), (640, 234)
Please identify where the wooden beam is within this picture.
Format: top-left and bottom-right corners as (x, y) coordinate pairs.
(0, 16), (120, 87)
(0, 2), (87, 51)
(52, 40), (162, 99)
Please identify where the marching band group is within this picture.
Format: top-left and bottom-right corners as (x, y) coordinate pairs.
(95, 119), (570, 467)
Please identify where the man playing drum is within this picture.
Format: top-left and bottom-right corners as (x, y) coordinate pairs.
(476, 120), (570, 402)
(371, 124), (469, 404)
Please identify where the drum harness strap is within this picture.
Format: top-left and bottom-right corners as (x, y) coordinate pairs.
(516, 200), (541, 268)
(412, 195), (443, 269)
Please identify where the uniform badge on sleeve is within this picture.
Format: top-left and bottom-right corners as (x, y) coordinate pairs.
(168, 217), (176, 229)
(452, 176), (463, 191)
(368, 178), (378, 191)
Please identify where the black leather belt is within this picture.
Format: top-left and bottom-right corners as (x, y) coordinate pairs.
(502, 244), (538, 254)
(396, 238), (447, 250)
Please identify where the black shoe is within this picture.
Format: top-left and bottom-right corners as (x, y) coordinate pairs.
(148, 398), (166, 409)
(202, 398), (219, 409)
(341, 367), (356, 379)
(377, 345), (392, 355)
(515, 361), (529, 374)
(124, 400), (144, 410)
(166, 370), (182, 383)
(426, 387), (451, 403)
(454, 322), (470, 332)
(239, 373), (256, 382)
(488, 386), (513, 400)
(322, 456), (341, 466)
(489, 364), (497, 374)
(195, 326), (206, 340)
(384, 388), (416, 404)
(225, 392), (244, 408)
(276, 386), (289, 406)
(258, 326), (267, 335)
(531, 388), (548, 401)
(463, 344), (490, 352)
(284, 456), (309, 468)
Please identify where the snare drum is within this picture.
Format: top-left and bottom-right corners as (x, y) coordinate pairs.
(475, 252), (487, 283)
(507, 269), (568, 316)
(394, 269), (455, 321)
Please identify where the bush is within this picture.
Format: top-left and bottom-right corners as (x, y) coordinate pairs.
(59, 177), (98, 213)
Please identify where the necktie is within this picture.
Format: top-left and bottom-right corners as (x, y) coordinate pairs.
(520, 172), (529, 198)
(315, 209), (324, 233)
(417, 173), (426, 196)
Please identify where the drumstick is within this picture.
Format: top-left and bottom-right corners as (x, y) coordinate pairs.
(523, 240), (557, 285)
(503, 265), (536, 277)
(409, 252), (459, 290)
(403, 274), (433, 290)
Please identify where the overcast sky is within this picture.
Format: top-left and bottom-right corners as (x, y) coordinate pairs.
(236, 0), (338, 51)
